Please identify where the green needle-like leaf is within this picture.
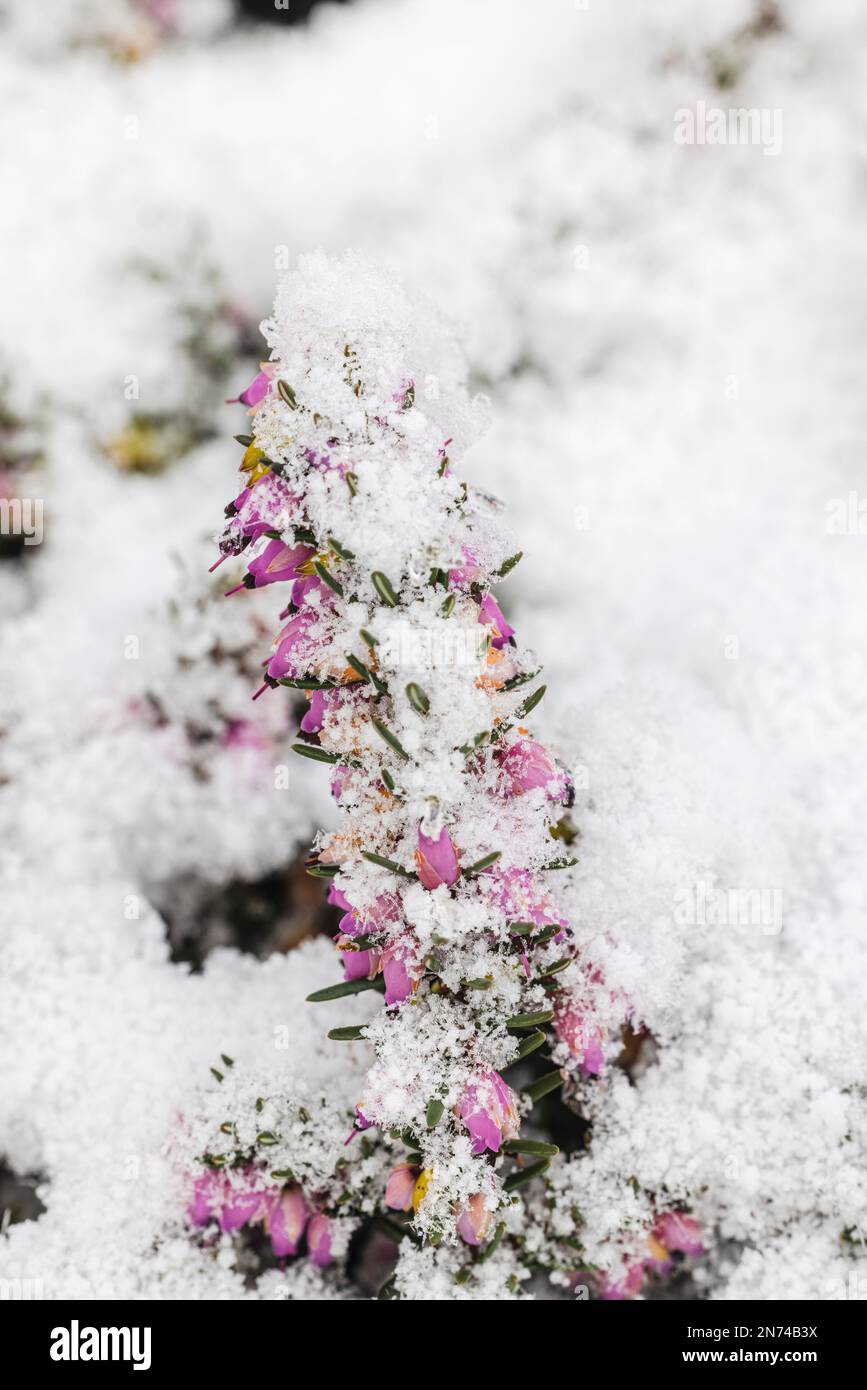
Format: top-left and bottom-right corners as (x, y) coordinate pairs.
(371, 718), (409, 760)
(523, 1070), (564, 1104)
(501, 668), (541, 692)
(307, 978), (383, 1002)
(503, 1159), (550, 1191)
(405, 682), (430, 714)
(502, 1139), (560, 1158)
(292, 743), (341, 764)
(506, 1009), (553, 1031)
(361, 850), (414, 878)
(346, 652), (388, 694)
(495, 551), (523, 578)
(532, 925), (560, 944)
(513, 1029), (547, 1060)
(516, 684), (547, 719)
(371, 570), (399, 607)
(463, 850), (502, 878)
(278, 677), (339, 690)
(328, 536), (355, 560)
(314, 560), (344, 596)
(346, 653), (371, 681)
(440, 593), (456, 618)
(537, 957), (572, 979)
(426, 1098), (444, 1128)
(476, 1221), (506, 1263)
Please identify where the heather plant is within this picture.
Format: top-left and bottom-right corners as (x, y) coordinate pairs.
(192, 252), (703, 1297)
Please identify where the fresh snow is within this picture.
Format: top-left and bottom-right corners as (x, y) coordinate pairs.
(1, 0), (866, 1300)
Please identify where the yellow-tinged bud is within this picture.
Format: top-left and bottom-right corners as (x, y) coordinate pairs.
(241, 444), (264, 471)
(412, 1168), (433, 1211)
(241, 445), (271, 485)
(647, 1234), (669, 1262)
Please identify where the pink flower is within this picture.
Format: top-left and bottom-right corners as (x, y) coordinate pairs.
(307, 1213), (334, 1267)
(598, 1262), (646, 1300)
(478, 592), (515, 648)
(250, 539), (313, 586)
(222, 490), (270, 550)
(301, 686), (361, 738)
(213, 475), (303, 572)
(459, 1070), (519, 1155)
(381, 940), (421, 1006)
(187, 1170), (225, 1226)
(343, 1103), (376, 1146)
(267, 1187), (310, 1258)
(353, 1105), (374, 1133)
(300, 689), (328, 734)
(264, 607), (320, 683)
(330, 764), (351, 800)
(328, 882), (352, 913)
(415, 823), (460, 890)
(495, 737), (571, 803)
(232, 475), (292, 539)
(456, 1193), (494, 1246)
(485, 866), (567, 934)
(448, 545), (485, 590)
(227, 367), (273, 409)
(339, 937), (381, 982)
(554, 997), (605, 1076)
(228, 539), (313, 597)
(384, 1164), (417, 1212)
(331, 890), (401, 940)
(654, 1211), (705, 1257)
(335, 909), (363, 939)
(219, 1172), (267, 1233)
(291, 571), (329, 607)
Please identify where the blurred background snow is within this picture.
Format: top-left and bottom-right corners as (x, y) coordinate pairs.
(1, 0), (866, 1299)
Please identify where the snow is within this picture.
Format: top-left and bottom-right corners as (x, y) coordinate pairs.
(2, 0), (867, 1300)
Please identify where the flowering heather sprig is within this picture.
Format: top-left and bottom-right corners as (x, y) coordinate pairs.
(592, 1209), (706, 1299)
(523, 1153), (708, 1301)
(214, 254), (629, 1270)
(183, 1053), (395, 1280)
(188, 1167), (321, 1261)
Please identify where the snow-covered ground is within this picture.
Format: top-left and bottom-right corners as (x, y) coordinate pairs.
(1, 0), (866, 1299)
